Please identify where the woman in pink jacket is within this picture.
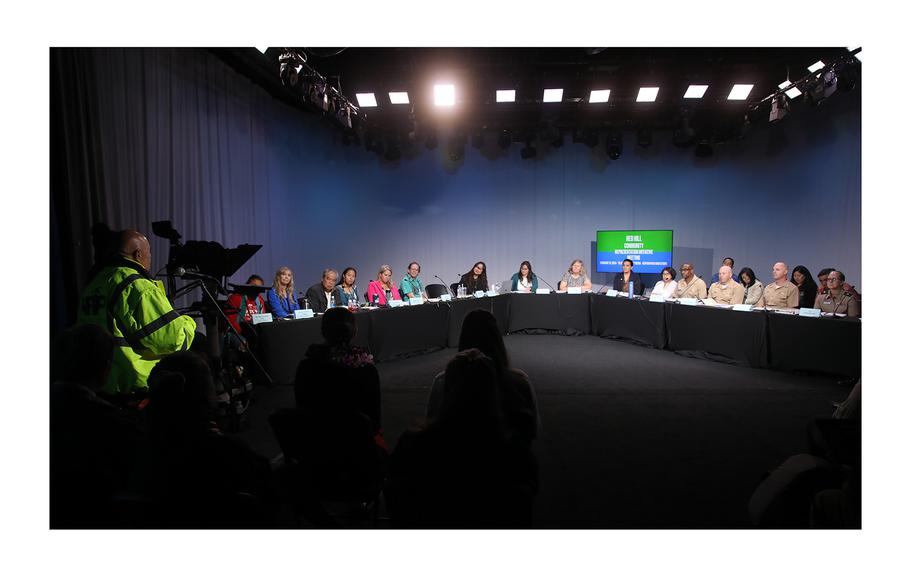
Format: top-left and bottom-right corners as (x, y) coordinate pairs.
(366, 264), (402, 306)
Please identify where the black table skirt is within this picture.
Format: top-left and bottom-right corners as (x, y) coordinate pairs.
(256, 294), (861, 384)
(665, 303), (768, 367)
(766, 313), (861, 377)
(591, 295), (666, 348)
(507, 293), (591, 334)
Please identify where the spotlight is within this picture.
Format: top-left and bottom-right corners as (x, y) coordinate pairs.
(355, 93), (378, 108)
(496, 89), (516, 103)
(589, 89), (611, 103)
(434, 84), (455, 106)
(807, 60), (825, 73)
(389, 91), (410, 104)
(769, 94), (789, 123)
(684, 85), (709, 99)
(636, 87), (659, 102)
(497, 130), (512, 149)
(778, 80), (802, 100)
(520, 139), (537, 159)
(805, 69), (837, 106)
(727, 84), (754, 101)
(694, 139), (714, 158)
(636, 127), (652, 148)
(278, 50), (307, 88)
(606, 130), (623, 160)
(543, 88), (563, 103)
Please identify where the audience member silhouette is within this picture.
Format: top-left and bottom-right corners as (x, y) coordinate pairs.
(130, 350), (273, 527)
(427, 309), (539, 445)
(295, 307), (384, 448)
(388, 349), (538, 528)
(50, 323), (142, 528)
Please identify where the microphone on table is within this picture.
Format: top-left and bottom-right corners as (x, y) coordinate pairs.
(596, 280), (611, 294)
(536, 275), (556, 293)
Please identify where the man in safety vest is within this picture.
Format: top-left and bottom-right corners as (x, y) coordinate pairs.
(77, 229), (196, 395)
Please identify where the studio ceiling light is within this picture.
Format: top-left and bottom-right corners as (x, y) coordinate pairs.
(434, 84), (455, 106)
(637, 87), (659, 102)
(807, 60), (825, 73)
(389, 92), (410, 104)
(543, 88), (564, 103)
(684, 85), (709, 99)
(589, 89), (611, 103)
(496, 89), (516, 102)
(778, 81), (802, 99)
(355, 93), (378, 107)
(727, 84), (754, 101)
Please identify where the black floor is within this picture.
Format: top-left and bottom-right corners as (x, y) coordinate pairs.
(237, 333), (850, 528)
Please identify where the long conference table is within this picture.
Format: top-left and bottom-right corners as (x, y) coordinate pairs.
(256, 294), (861, 384)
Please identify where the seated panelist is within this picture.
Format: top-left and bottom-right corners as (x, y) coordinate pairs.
(611, 259), (644, 296)
(511, 260), (539, 293)
(707, 265), (745, 305)
(367, 265), (402, 306)
(558, 259), (592, 291)
(305, 268), (344, 313)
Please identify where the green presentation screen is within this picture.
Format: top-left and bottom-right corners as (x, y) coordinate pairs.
(595, 230), (673, 274)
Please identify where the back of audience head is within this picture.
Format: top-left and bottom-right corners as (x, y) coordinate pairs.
(440, 348), (505, 436)
(458, 309), (508, 374)
(146, 351), (217, 433)
(51, 324), (115, 390)
(321, 307), (357, 346)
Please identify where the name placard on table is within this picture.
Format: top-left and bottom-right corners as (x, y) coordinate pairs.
(799, 307), (822, 318)
(536, 288), (551, 295)
(567, 287), (582, 295)
(440, 294), (452, 301)
(291, 309), (313, 320)
(473, 291), (485, 298)
(389, 299), (405, 308)
(732, 304), (753, 312)
(252, 313), (274, 324)
(408, 297), (425, 306)
(649, 294), (665, 303)
(678, 297), (698, 306)
(486, 290), (499, 297)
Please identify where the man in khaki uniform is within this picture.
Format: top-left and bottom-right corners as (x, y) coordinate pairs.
(673, 263), (708, 299)
(814, 269), (860, 317)
(756, 261), (799, 309)
(707, 265), (745, 305)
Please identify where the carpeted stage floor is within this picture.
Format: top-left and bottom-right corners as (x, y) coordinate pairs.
(237, 333), (850, 528)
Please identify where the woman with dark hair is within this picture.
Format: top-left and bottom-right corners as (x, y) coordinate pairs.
(458, 261), (489, 295)
(650, 266), (678, 299)
(388, 349), (538, 528)
(790, 265), (819, 309)
(427, 309), (539, 445)
(510, 260), (538, 293)
(295, 307), (383, 446)
(739, 267), (764, 305)
(336, 267), (360, 307)
(611, 258), (644, 296)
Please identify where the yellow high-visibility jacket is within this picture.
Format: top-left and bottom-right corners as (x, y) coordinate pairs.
(77, 257), (196, 394)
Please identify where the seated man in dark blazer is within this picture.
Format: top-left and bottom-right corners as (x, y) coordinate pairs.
(305, 268), (345, 313)
(612, 259), (644, 295)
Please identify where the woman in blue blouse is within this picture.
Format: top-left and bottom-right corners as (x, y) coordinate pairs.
(336, 266), (360, 307)
(267, 266), (299, 317)
(510, 260), (538, 293)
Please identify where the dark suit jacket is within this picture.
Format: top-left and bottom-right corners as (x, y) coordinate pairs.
(612, 271), (644, 295)
(305, 283), (345, 313)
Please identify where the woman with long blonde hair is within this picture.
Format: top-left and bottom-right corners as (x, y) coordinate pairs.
(366, 264), (402, 306)
(267, 266), (299, 317)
